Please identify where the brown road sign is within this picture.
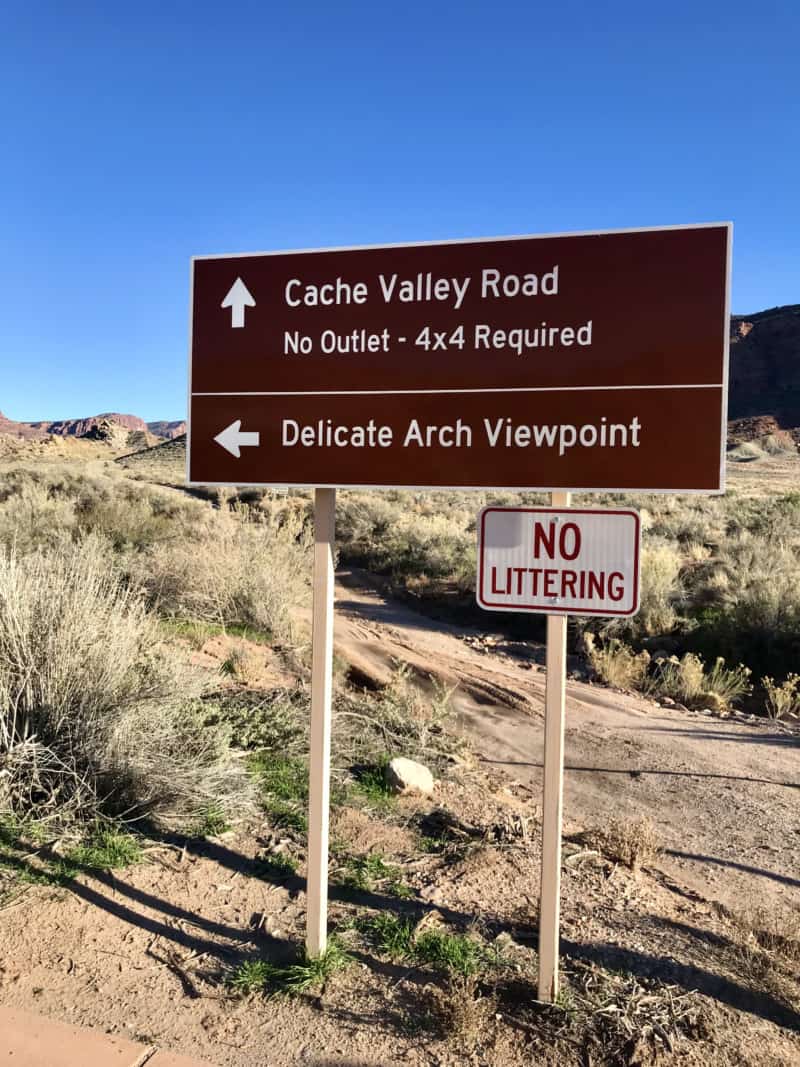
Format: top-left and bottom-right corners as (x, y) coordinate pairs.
(187, 223), (731, 492)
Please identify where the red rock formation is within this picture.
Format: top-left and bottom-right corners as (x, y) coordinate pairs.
(729, 304), (800, 427)
(26, 412), (148, 437)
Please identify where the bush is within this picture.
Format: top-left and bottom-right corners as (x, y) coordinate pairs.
(134, 504), (312, 646)
(590, 816), (661, 872)
(0, 536), (254, 827)
(333, 662), (466, 772)
(646, 653), (751, 709)
(337, 493), (476, 589)
(584, 635), (650, 690)
(0, 466), (207, 554)
(635, 542), (683, 636)
(762, 675), (800, 720)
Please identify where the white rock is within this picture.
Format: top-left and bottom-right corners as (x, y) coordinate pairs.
(385, 757), (435, 795)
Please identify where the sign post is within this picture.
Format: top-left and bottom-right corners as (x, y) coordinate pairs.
(306, 487), (336, 957)
(538, 490), (570, 1002)
(476, 501), (642, 1000)
(186, 223), (730, 965)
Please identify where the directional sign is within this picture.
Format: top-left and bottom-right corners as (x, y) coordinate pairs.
(477, 506), (641, 616)
(187, 223), (731, 492)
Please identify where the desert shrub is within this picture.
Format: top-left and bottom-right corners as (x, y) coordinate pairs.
(0, 536), (254, 826)
(0, 466), (210, 553)
(134, 504), (312, 645)
(427, 973), (496, 1045)
(634, 542), (683, 636)
(759, 431), (796, 455)
(334, 662), (466, 771)
(646, 652), (751, 709)
(686, 523), (800, 681)
(337, 493), (476, 589)
(584, 634), (650, 690)
(728, 441), (764, 463)
(590, 816), (661, 872)
(205, 688), (309, 752)
(722, 899), (800, 999)
(762, 674), (800, 720)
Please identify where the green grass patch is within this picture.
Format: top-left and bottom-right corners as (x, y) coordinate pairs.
(228, 959), (274, 995)
(191, 807), (231, 837)
(229, 939), (351, 998)
(336, 853), (413, 898)
(250, 753), (309, 833)
(358, 913), (493, 976)
(414, 929), (489, 976)
(254, 852), (299, 881)
(15, 857), (77, 889)
(350, 758), (395, 811)
(0, 818), (77, 898)
(359, 913), (416, 957)
(159, 618), (273, 648)
(67, 826), (143, 870)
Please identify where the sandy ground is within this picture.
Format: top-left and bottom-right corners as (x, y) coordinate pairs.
(333, 568), (800, 918)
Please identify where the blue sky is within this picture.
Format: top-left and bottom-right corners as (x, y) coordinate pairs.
(1, 2), (798, 422)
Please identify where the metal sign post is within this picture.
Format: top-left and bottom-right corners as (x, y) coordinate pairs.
(306, 487), (336, 957)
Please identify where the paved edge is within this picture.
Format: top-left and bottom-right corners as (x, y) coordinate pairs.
(0, 1005), (212, 1067)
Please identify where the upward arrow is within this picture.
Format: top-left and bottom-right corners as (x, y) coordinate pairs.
(221, 277), (256, 328)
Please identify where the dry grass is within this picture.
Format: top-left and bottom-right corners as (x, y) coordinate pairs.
(588, 816), (662, 872)
(720, 899), (800, 1003)
(132, 503), (312, 648)
(583, 634), (650, 690)
(427, 973), (496, 1046)
(0, 536), (255, 827)
(762, 674), (800, 719)
(634, 541), (683, 636)
(646, 653), (752, 709)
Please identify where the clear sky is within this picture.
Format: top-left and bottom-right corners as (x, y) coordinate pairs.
(1, 2), (798, 422)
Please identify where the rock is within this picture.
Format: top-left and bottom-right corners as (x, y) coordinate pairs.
(660, 697), (677, 707)
(385, 757), (435, 795)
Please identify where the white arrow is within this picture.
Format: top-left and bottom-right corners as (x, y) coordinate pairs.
(214, 419), (260, 458)
(221, 277), (255, 328)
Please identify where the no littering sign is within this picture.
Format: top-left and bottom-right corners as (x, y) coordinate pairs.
(478, 507), (641, 617)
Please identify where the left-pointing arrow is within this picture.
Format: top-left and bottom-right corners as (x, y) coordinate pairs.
(214, 419), (260, 458)
(221, 277), (256, 328)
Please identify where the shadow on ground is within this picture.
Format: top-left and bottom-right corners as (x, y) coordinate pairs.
(4, 829), (799, 1035)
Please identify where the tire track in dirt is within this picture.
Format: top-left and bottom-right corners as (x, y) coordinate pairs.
(333, 568), (800, 917)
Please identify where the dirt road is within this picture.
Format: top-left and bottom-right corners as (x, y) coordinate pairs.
(333, 568), (800, 915)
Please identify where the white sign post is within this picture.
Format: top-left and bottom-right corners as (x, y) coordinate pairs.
(306, 488), (336, 958)
(477, 501), (641, 1001)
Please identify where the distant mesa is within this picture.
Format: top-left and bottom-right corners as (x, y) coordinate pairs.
(0, 411), (186, 446)
(26, 412), (149, 437)
(146, 420), (187, 439)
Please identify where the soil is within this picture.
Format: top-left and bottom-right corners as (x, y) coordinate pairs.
(333, 569), (800, 917)
(0, 570), (798, 1065)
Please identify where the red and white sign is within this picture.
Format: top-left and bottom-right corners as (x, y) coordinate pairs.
(477, 507), (641, 616)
